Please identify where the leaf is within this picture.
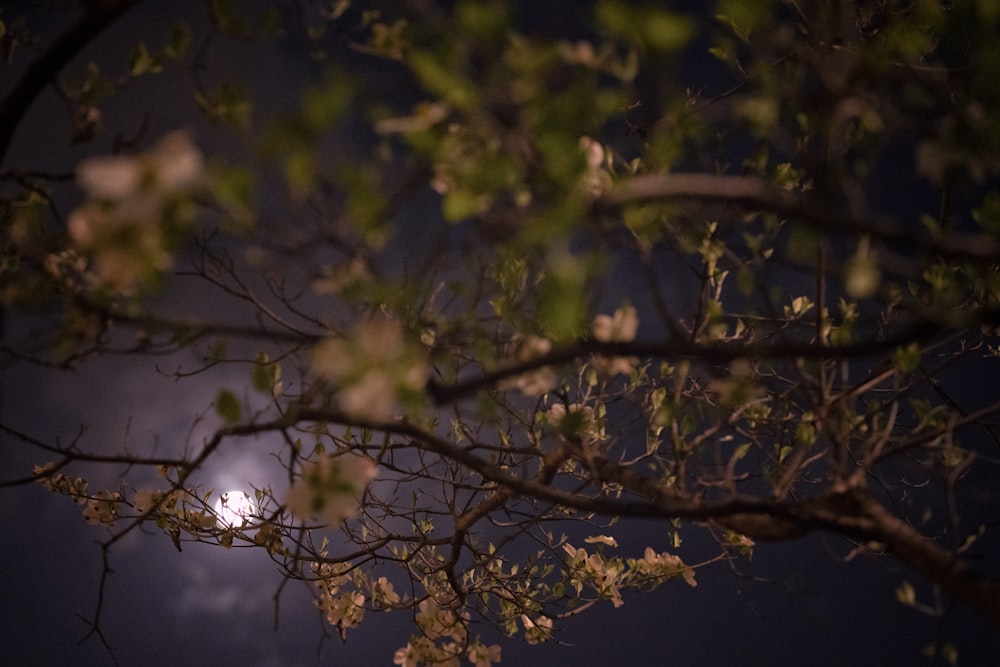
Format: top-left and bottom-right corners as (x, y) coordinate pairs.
(209, 0), (245, 35)
(715, 0), (771, 41)
(680, 413), (697, 437)
(164, 22), (192, 60)
(195, 83), (251, 128)
(843, 255), (880, 299)
(973, 191), (1000, 232)
(795, 422), (816, 447)
(895, 580), (916, 607)
(442, 189), (481, 222)
(284, 151), (316, 199)
(251, 352), (280, 393)
(455, 0), (509, 44)
(784, 295), (813, 318)
(215, 389), (241, 423)
(941, 643), (959, 666)
(597, 3), (693, 52)
(208, 339), (228, 361)
(302, 83), (351, 132)
(128, 42), (162, 77)
(893, 343), (921, 374)
(251, 352), (271, 391)
(408, 50), (475, 110)
(210, 164), (255, 229)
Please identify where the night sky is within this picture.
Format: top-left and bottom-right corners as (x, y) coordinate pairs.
(2, 2), (1000, 665)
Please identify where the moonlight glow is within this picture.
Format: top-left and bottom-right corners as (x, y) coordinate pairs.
(213, 490), (256, 527)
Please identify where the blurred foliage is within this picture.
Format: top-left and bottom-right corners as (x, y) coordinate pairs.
(4, 1), (1000, 665)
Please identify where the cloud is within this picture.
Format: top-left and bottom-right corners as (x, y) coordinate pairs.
(172, 560), (270, 617)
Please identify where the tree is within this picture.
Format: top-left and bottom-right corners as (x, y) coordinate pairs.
(3, 1), (1000, 664)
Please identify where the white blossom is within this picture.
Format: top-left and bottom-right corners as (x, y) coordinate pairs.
(548, 402), (605, 443)
(592, 304), (638, 342)
(563, 543), (625, 607)
(68, 131), (204, 293)
(285, 453), (377, 525)
(628, 547), (697, 588)
(76, 131), (203, 201)
(132, 488), (165, 514)
(371, 576), (401, 608)
(467, 641), (502, 667)
(321, 591), (366, 629)
(77, 155), (144, 200)
(415, 599), (467, 642)
(584, 534), (619, 548)
(82, 490), (122, 525)
(591, 305), (639, 375)
(521, 614), (553, 645)
(498, 334), (557, 396)
(579, 135), (612, 196)
(393, 642), (421, 667)
(312, 318), (429, 419)
(393, 637), (461, 667)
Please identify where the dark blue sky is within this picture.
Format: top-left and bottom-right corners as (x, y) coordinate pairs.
(2, 2), (999, 665)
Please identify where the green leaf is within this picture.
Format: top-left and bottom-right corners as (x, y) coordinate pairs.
(715, 0), (773, 41)
(442, 189), (481, 222)
(302, 83), (351, 132)
(597, 3), (694, 52)
(195, 83), (251, 128)
(680, 413), (697, 437)
(455, 0), (509, 44)
(210, 164), (255, 229)
(408, 50), (476, 110)
(210, 0), (245, 34)
(251, 352), (280, 392)
(844, 253), (881, 299)
(208, 339), (228, 361)
(973, 190), (1000, 233)
(733, 442), (752, 460)
(215, 389), (241, 423)
(895, 580), (916, 606)
(941, 643), (959, 666)
(284, 150), (316, 199)
(164, 22), (192, 60)
(893, 343), (921, 374)
(128, 42), (162, 77)
(643, 12), (694, 52)
(795, 421), (816, 447)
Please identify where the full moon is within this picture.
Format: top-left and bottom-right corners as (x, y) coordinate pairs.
(214, 490), (256, 527)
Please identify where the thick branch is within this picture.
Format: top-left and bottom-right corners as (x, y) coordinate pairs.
(428, 324), (940, 405)
(0, 0), (141, 166)
(599, 450), (1000, 627)
(798, 489), (1000, 628)
(600, 173), (1000, 261)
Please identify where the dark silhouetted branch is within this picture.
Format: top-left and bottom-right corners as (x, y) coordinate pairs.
(0, 0), (141, 166)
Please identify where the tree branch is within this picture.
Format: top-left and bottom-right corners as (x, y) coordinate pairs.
(600, 172), (1000, 261)
(0, 0), (141, 166)
(428, 324), (941, 405)
(799, 488), (1000, 628)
